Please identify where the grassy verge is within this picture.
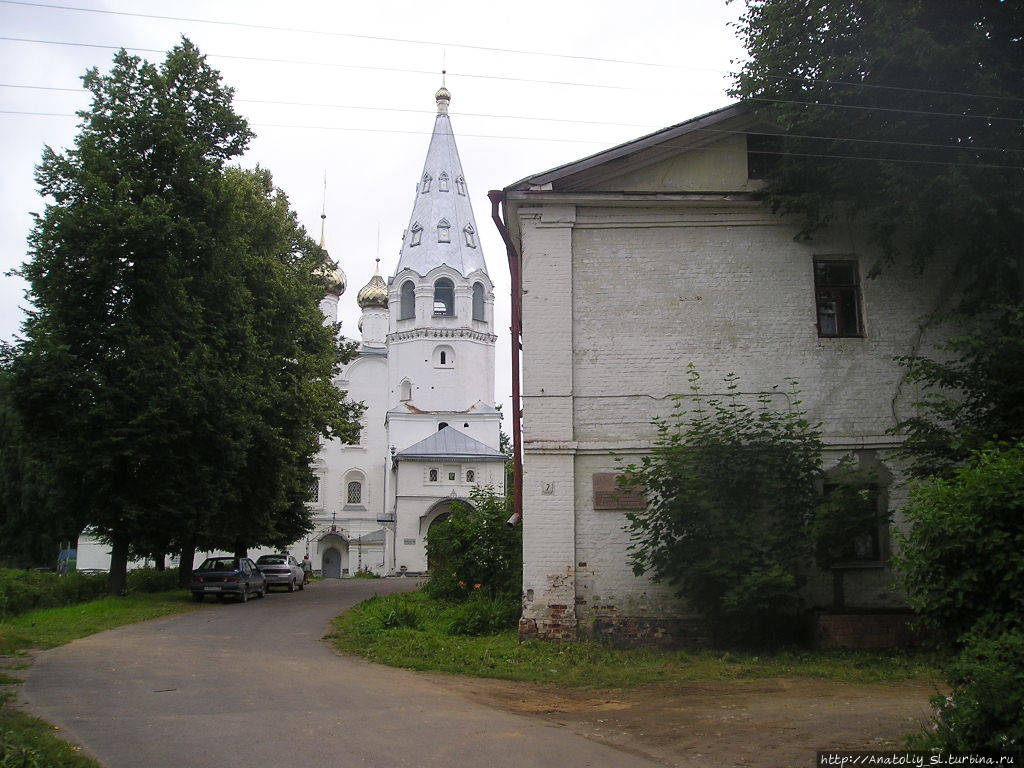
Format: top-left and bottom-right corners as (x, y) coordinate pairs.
(1, 590), (200, 766)
(328, 591), (943, 687)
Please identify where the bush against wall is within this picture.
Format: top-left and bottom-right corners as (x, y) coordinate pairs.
(620, 367), (824, 646)
(914, 629), (1024, 757)
(893, 443), (1024, 646)
(424, 486), (521, 602)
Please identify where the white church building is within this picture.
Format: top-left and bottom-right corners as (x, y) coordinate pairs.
(76, 86), (505, 576)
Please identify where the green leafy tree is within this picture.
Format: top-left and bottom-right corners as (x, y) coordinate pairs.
(0, 359), (78, 568)
(892, 443), (1024, 646)
(195, 166), (361, 561)
(620, 367), (824, 646)
(9, 40), (356, 593)
(731, 1), (1024, 477)
(424, 486), (521, 601)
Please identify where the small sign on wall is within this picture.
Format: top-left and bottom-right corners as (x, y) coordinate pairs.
(592, 473), (645, 510)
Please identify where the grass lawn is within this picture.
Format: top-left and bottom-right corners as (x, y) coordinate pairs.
(0, 590), (200, 766)
(328, 590), (943, 687)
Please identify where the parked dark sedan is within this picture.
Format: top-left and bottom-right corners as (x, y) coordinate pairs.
(190, 557), (266, 603)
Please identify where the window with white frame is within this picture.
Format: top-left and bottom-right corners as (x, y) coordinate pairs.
(438, 172), (449, 192)
(437, 218), (451, 243)
(410, 223), (423, 247)
(463, 224), (476, 248)
(420, 173), (431, 193)
(455, 175), (466, 195)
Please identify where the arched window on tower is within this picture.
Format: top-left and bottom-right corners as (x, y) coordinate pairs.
(438, 172), (449, 192)
(420, 173), (431, 193)
(455, 175), (466, 195)
(437, 218), (451, 243)
(433, 278), (454, 316)
(399, 280), (415, 320)
(463, 224), (476, 248)
(410, 222), (423, 247)
(472, 282), (485, 321)
(400, 379), (412, 401)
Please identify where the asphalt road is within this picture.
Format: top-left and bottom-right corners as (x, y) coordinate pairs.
(20, 578), (658, 768)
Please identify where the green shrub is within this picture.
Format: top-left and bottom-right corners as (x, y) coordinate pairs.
(443, 595), (520, 636)
(351, 570), (380, 579)
(620, 367), (824, 647)
(360, 594), (423, 631)
(914, 629), (1024, 756)
(893, 443), (1024, 645)
(424, 486), (520, 601)
(125, 568), (178, 594)
(0, 570), (105, 618)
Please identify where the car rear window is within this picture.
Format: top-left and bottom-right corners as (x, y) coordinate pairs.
(256, 556), (287, 565)
(198, 558), (239, 571)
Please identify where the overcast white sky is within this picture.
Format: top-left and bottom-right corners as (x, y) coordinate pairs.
(0, 0), (746, 414)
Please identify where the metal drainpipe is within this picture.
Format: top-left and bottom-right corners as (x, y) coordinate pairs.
(487, 190), (523, 528)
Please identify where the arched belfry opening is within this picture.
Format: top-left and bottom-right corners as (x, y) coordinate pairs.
(433, 278), (454, 316)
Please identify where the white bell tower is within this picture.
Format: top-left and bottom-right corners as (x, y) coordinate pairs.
(385, 85), (497, 416)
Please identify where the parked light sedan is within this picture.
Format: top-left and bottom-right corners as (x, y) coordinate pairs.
(190, 557), (266, 603)
(255, 554), (306, 592)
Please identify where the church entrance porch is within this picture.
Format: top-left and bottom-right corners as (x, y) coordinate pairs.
(318, 531), (350, 578)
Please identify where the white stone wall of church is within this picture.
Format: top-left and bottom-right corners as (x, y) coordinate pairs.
(516, 201), (952, 633)
(387, 412), (502, 454)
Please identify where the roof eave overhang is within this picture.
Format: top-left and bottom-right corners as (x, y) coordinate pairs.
(504, 103), (754, 193)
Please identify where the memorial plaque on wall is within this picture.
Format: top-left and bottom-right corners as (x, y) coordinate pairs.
(592, 473), (646, 510)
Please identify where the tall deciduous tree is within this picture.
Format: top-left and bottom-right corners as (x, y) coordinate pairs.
(10, 40), (357, 593)
(731, 0), (1024, 477)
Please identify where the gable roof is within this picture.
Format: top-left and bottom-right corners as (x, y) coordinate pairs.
(505, 103), (756, 193)
(395, 426), (506, 461)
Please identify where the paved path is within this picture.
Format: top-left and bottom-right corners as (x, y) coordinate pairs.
(20, 579), (657, 768)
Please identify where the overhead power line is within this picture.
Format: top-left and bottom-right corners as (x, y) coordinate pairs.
(0, 35), (634, 91)
(2, 35), (1022, 125)
(3, 109), (1022, 169)
(0, 109), (611, 144)
(4, 81), (1019, 154)
(0, 82), (657, 129)
(3, 0), (1022, 104)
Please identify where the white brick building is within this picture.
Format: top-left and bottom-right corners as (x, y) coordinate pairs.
(496, 104), (948, 642)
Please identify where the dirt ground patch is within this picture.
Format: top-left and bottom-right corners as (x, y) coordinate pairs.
(430, 674), (937, 768)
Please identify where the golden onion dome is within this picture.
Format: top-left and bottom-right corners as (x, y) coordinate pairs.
(357, 259), (389, 309)
(317, 258), (347, 297)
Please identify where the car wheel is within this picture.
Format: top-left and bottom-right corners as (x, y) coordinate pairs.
(259, 584), (266, 598)
(298, 579), (304, 591)
(287, 579), (295, 593)
(239, 587), (248, 603)
(192, 593), (203, 603)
